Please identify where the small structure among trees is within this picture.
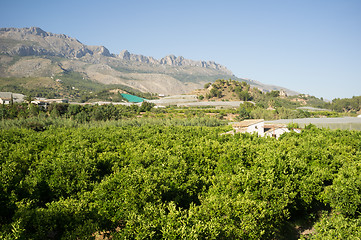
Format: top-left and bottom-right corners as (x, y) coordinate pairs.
(226, 119), (301, 138)
(0, 92), (25, 104)
(232, 119), (265, 136)
(279, 89), (288, 98)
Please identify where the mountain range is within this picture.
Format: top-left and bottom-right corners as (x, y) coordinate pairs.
(0, 27), (298, 96)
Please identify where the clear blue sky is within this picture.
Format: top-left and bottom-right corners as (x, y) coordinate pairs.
(1, 0), (360, 100)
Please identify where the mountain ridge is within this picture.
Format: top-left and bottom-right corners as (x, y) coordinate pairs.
(0, 27), (232, 74)
(0, 27), (299, 96)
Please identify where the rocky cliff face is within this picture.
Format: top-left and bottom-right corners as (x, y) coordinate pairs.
(159, 55), (230, 73)
(118, 50), (158, 65)
(0, 27), (111, 58)
(117, 50), (232, 74)
(0, 27), (232, 75)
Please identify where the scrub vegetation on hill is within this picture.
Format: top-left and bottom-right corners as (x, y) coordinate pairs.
(331, 96), (361, 113)
(195, 79), (352, 120)
(0, 71), (158, 102)
(197, 79), (328, 109)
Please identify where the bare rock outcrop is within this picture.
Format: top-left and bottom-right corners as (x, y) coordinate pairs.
(117, 50), (232, 75)
(159, 54), (232, 74)
(1, 27), (232, 74)
(0, 27), (110, 59)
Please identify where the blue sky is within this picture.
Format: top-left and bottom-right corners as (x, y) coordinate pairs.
(1, 0), (360, 100)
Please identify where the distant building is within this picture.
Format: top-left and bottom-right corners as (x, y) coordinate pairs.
(154, 105), (166, 108)
(279, 89), (288, 98)
(232, 119), (265, 136)
(225, 119), (301, 139)
(264, 124), (301, 139)
(31, 100), (50, 109)
(31, 98), (68, 109)
(0, 97), (10, 105)
(45, 99), (68, 103)
(0, 92), (25, 104)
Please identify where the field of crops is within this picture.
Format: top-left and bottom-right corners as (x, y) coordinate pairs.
(1, 123), (361, 239)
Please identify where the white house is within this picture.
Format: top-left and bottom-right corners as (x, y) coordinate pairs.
(229, 120), (301, 139)
(264, 124), (301, 139)
(0, 92), (25, 104)
(232, 119), (265, 136)
(0, 97), (11, 104)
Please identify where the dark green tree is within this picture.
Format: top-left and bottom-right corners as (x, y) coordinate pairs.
(139, 101), (155, 112)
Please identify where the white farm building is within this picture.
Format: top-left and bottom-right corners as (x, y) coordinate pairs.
(228, 119), (301, 139)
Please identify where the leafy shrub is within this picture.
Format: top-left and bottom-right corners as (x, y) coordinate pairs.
(1, 125), (361, 239)
(26, 121), (45, 132)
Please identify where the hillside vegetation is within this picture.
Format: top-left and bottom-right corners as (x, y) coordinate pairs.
(332, 96), (361, 113)
(0, 71), (157, 102)
(192, 79), (336, 120)
(196, 79), (361, 116)
(196, 79), (326, 107)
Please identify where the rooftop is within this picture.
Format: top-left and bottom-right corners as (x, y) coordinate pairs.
(232, 119), (264, 128)
(0, 92), (25, 99)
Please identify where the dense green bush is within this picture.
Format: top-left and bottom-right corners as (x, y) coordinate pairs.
(0, 124), (360, 239)
(332, 96), (361, 113)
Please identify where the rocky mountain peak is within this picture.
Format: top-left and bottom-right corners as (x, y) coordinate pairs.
(158, 54), (232, 74)
(0, 27), (299, 96)
(0, 27), (232, 74)
(160, 55), (181, 66)
(116, 50), (232, 74)
(0, 27), (233, 75)
(88, 46), (112, 57)
(26, 27), (49, 37)
(0, 27), (114, 59)
(118, 50), (131, 60)
(1, 27), (44, 36)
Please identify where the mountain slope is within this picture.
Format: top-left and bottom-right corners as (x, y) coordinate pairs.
(0, 27), (298, 96)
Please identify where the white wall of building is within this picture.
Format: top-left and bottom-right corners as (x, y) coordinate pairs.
(247, 122), (265, 136)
